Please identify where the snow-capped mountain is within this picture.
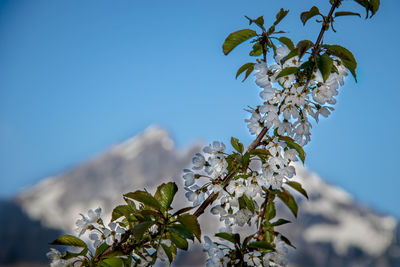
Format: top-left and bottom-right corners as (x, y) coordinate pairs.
(7, 126), (400, 266)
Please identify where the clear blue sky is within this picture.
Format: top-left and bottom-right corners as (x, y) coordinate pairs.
(0, 0), (399, 217)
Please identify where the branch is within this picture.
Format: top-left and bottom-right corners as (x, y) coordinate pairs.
(192, 0), (341, 219)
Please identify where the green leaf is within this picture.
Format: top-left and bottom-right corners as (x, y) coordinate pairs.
(243, 64), (255, 82)
(317, 53), (333, 82)
(63, 247), (88, 260)
(100, 258), (124, 267)
(276, 67), (299, 79)
(286, 181), (309, 199)
(300, 6), (320, 25)
(124, 191), (163, 211)
(254, 16), (264, 28)
(281, 48), (298, 64)
(249, 42), (263, 57)
(271, 218), (291, 227)
(154, 182), (178, 211)
(274, 8), (289, 25)
(178, 214), (201, 242)
(277, 188), (298, 218)
(95, 243), (110, 258)
(370, 0), (380, 17)
(278, 37), (294, 50)
(248, 241), (274, 250)
(279, 136), (305, 163)
(222, 29), (257, 55)
(215, 232), (240, 244)
(334, 11), (361, 18)
(132, 221), (156, 239)
(111, 205), (132, 222)
(160, 244), (174, 264)
(171, 224), (194, 240)
(170, 232), (189, 250)
(236, 62), (255, 82)
(279, 234), (296, 249)
(242, 194), (255, 213)
(50, 235), (87, 248)
(231, 137), (244, 154)
(323, 44), (357, 81)
(297, 40), (314, 59)
(265, 201), (276, 220)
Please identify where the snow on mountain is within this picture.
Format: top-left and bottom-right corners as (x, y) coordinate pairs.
(15, 126), (400, 266)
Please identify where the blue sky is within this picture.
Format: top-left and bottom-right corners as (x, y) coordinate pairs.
(0, 0), (399, 217)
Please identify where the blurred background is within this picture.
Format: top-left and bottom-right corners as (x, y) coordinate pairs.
(0, 0), (399, 266)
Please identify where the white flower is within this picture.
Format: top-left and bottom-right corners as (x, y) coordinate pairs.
(245, 111), (264, 135)
(185, 186), (205, 206)
(209, 157), (228, 178)
(244, 251), (262, 266)
(192, 153), (206, 170)
(226, 179), (246, 198)
(75, 207), (102, 236)
(183, 169), (195, 187)
(235, 208), (253, 226)
(203, 141), (226, 155)
(47, 248), (68, 267)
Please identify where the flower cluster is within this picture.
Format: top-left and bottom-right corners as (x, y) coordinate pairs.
(246, 45), (348, 146)
(203, 234), (289, 267)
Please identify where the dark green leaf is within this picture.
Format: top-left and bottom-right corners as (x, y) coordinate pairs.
(274, 8), (289, 25)
(300, 6), (320, 25)
(280, 234), (296, 248)
(299, 60), (314, 70)
(265, 201), (276, 220)
(243, 64), (255, 82)
(323, 44), (357, 81)
(242, 194), (255, 213)
(132, 221), (156, 239)
(236, 62), (255, 79)
(278, 37), (295, 50)
(95, 243), (110, 258)
(178, 214), (201, 242)
(63, 248), (88, 260)
(111, 205), (132, 222)
(279, 136), (305, 163)
(286, 181), (309, 199)
(370, 0), (380, 17)
(124, 191), (162, 211)
(154, 182), (178, 211)
(215, 232), (240, 244)
(170, 232), (189, 250)
(276, 67), (299, 79)
(277, 188), (298, 218)
(297, 40), (314, 59)
(231, 137), (244, 154)
(249, 42), (263, 57)
(248, 241), (274, 250)
(222, 29), (257, 55)
(50, 235), (87, 248)
(254, 16), (264, 28)
(281, 48), (298, 64)
(271, 218), (291, 227)
(171, 224), (194, 240)
(334, 11), (361, 18)
(160, 244), (174, 264)
(140, 210), (164, 218)
(100, 258), (124, 267)
(317, 53), (333, 82)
